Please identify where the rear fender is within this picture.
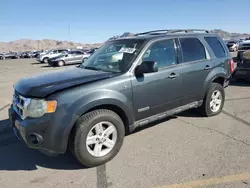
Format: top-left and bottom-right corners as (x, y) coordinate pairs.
(203, 67), (227, 98)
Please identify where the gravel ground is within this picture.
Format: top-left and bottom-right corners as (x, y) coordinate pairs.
(0, 54), (250, 188)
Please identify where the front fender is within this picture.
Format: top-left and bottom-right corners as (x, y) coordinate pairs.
(45, 89), (134, 153)
(73, 89), (134, 123)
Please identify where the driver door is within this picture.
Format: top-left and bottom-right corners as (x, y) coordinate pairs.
(131, 39), (182, 121)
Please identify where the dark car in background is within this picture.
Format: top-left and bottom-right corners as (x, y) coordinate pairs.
(21, 51), (40, 58)
(233, 40), (250, 81)
(48, 50), (91, 66)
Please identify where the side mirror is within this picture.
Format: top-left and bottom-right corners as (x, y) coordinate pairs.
(135, 61), (158, 76)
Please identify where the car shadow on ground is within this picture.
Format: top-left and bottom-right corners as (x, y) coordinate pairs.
(229, 79), (250, 87)
(41, 65), (53, 68)
(0, 118), (84, 171)
(30, 62), (43, 65)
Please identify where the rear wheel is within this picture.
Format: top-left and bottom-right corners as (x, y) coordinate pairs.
(198, 83), (225, 117)
(71, 109), (125, 167)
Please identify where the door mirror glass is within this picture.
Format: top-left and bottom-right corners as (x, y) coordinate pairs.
(135, 61), (158, 76)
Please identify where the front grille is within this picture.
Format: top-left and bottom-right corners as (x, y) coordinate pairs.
(13, 91), (29, 119)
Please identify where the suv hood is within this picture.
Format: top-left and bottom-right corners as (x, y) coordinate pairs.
(14, 67), (118, 98)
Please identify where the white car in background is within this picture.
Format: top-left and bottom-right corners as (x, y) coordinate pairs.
(37, 49), (70, 63)
(48, 50), (91, 67)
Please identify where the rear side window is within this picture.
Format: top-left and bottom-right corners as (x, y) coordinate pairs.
(204, 37), (226, 58)
(180, 38), (206, 62)
(75, 51), (84, 55)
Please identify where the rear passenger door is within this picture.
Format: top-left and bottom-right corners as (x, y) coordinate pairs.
(74, 51), (85, 63)
(178, 37), (215, 105)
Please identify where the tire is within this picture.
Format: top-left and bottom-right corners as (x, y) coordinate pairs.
(43, 57), (49, 64)
(82, 57), (87, 62)
(198, 83), (225, 117)
(71, 109), (125, 167)
(58, 60), (65, 67)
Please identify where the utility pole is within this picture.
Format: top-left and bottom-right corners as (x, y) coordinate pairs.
(68, 23), (71, 42)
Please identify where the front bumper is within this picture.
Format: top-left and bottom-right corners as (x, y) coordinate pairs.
(9, 106), (56, 153)
(48, 60), (58, 66)
(8, 104), (79, 154)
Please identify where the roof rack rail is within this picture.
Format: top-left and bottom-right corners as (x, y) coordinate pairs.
(135, 29), (210, 36)
(135, 29), (170, 36)
(168, 29), (210, 33)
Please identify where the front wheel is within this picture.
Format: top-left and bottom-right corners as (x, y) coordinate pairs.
(198, 83), (225, 117)
(43, 57), (49, 64)
(71, 109), (125, 167)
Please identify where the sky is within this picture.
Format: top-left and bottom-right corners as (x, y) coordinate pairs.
(1, 0), (250, 43)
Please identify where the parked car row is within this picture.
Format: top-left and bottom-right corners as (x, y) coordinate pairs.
(224, 38), (250, 52)
(0, 52), (21, 60)
(37, 48), (98, 66)
(0, 48), (98, 62)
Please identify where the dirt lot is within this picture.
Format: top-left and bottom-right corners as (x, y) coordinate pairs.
(0, 56), (250, 188)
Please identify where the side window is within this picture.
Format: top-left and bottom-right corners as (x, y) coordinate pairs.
(180, 38), (206, 62)
(58, 50), (66, 53)
(204, 37), (226, 58)
(75, 51), (84, 55)
(142, 39), (177, 68)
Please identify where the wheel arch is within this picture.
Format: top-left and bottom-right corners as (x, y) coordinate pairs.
(203, 68), (227, 99)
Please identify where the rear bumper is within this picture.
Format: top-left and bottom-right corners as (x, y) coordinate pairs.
(234, 68), (250, 80)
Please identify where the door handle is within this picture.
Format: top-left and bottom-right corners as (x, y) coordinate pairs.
(204, 65), (211, 70)
(168, 73), (178, 79)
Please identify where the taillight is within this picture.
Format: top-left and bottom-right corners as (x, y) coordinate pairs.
(229, 59), (234, 73)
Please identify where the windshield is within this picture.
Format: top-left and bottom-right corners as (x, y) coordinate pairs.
(79, 39), (145, 73)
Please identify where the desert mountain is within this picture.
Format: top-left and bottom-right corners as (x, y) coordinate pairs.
(0, 39), (102, 52)
(1, 30), (249, 52)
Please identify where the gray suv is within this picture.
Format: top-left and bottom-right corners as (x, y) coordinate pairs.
(9, 29), (234, 167)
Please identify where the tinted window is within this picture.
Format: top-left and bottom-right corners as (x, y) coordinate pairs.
(204, 37), (226, 58)
(58, 50), (67, 53)
(142, 39), (177, 68)
(180, 38), (206, 62)
(75, 51), (84, 55)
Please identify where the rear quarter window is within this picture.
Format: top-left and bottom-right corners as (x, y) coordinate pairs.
(179, 38), (207, 63)
(204, 37), (226, 58)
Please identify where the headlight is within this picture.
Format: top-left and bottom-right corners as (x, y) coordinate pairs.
(26, 99), (57, 118)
